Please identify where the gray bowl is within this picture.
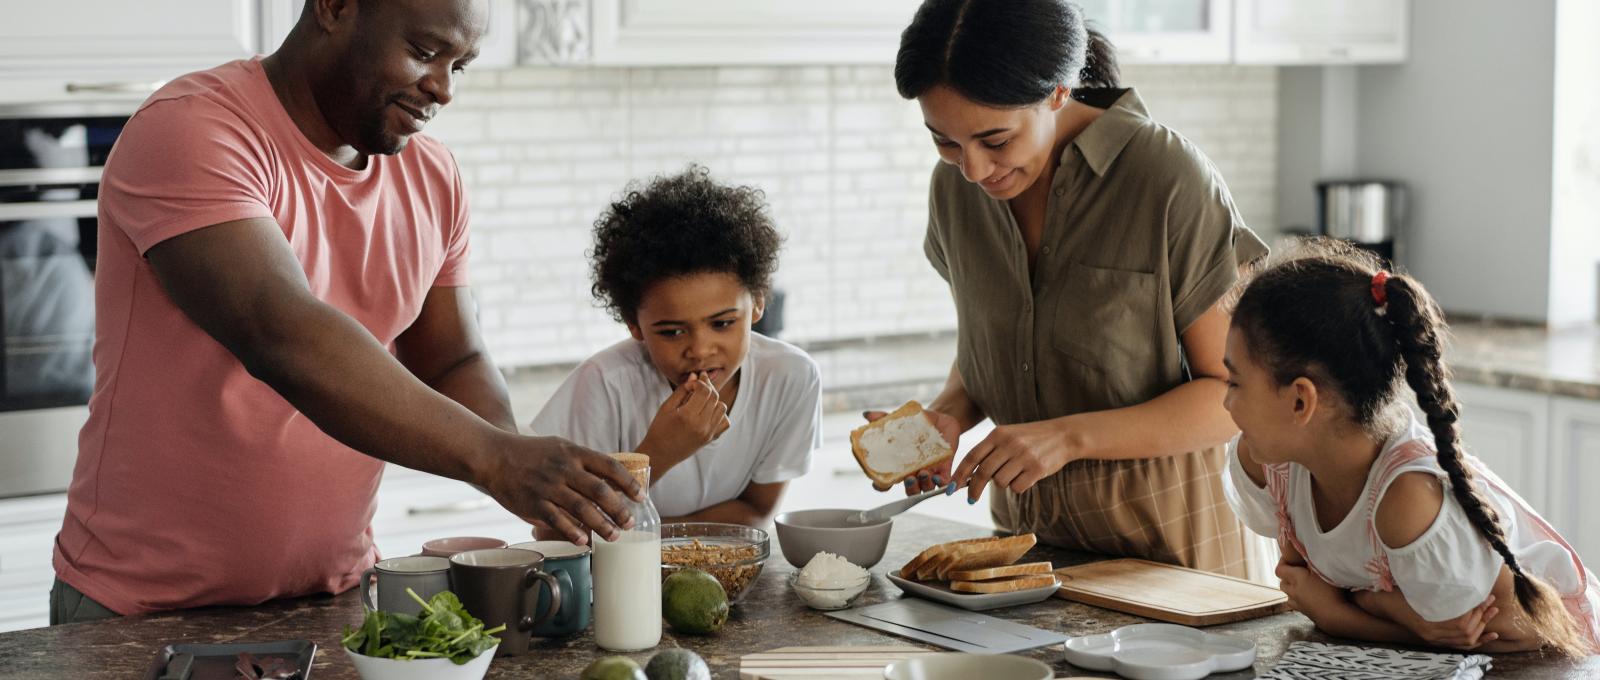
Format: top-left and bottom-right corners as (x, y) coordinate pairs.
(773, 509), (894, 569)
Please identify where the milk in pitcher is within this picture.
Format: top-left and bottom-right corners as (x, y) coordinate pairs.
(592, 452), (662, 652)
(591, 529), (662, 651)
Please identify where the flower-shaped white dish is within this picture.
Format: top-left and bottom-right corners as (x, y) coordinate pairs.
(1062, 623), (1255, 680)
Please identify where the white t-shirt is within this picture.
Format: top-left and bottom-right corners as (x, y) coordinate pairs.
(531, 333), (822, 518)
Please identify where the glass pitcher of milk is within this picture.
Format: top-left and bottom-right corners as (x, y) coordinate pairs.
(592, 452), (662, 652)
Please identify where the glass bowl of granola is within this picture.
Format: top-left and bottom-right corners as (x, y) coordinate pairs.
(660, 522), (770, 605)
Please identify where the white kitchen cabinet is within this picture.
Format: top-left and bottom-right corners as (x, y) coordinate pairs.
(0, 493), (68, 633)
(589, 0), (922, 66)
(259, 0), (303, 56)
(1233, 0), (1408, 64)
(1454, 383), (1552, 516)
(1450, 385), (1600, 566)
(1077, 0), (1232, 64)
(1548, 397), (1600, 566)
(0, 0), (258, 105)
(261, 0), (516, 68)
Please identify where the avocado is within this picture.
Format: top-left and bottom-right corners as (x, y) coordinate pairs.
(580, 655), (647, 680)
(661, 569), (729, 635)
(644, 648), (712, 680)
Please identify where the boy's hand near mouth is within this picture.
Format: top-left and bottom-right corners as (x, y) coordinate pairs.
(637, 371), (733, 481)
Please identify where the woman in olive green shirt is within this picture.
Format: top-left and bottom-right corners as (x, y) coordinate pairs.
(883, 0), (1269, 577)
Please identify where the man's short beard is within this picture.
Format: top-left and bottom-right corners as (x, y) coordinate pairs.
(356, 107), (407, 156)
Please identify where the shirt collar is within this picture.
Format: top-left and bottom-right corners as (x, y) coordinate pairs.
(1067, 88), (1149, 176)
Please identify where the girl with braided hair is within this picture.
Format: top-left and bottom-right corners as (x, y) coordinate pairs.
(1221, 239), (1598, 656)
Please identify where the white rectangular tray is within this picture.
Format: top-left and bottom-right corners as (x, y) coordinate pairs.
(885, 572), (1059, 611)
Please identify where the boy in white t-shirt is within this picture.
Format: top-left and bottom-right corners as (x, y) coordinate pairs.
(531, 165), (822, 526)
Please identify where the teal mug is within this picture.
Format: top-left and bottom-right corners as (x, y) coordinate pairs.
(510, 540), (592, 636)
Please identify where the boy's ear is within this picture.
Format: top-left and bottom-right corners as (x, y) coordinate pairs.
(1287, 377), (1320, 427)
(626, 322), (643, 341)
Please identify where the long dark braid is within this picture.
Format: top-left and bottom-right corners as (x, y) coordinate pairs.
(1233, 238), (1591, 657)
(1383, 275), (1590, 657)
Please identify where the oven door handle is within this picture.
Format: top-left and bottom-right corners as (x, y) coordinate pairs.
(0, 200), (98, 221)
(407, 497), (495, 516)
(64, 81), (167, 95)
(0, 167), (104, 188)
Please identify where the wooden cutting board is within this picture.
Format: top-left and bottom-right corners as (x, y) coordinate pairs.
(1054, 558), (1288, 626)
(739, 646), (937, 679)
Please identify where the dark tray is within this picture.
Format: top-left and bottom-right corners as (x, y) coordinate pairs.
(144, 640), (317, 680)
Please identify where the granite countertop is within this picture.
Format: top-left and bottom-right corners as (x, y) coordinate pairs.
(1447, 320), (1600, 400)
(3, 514), (1594, 679)
(504, 321), (1600, 422)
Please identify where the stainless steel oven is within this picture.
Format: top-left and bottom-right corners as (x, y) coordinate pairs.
(0, 103), (131, 498)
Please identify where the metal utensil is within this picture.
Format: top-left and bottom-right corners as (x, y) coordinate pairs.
(848, 486), (947, 525)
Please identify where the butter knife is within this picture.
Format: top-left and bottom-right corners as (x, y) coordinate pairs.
(849, 486), (948, 525)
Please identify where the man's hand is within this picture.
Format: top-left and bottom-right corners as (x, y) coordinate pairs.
(480, 435), (643, 545)
(863, 408), (961, 496)
(638, 372), (731, 475)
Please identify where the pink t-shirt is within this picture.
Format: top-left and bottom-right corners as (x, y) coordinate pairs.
(53, 58), (471, 615)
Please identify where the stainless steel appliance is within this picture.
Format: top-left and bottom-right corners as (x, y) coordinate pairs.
(0, 103), (131, 498)
(1316, 179), (1405, 264)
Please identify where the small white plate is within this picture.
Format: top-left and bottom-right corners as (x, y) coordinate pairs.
(1062, 624), (1254, 680)
(885, 573), (1059, 611)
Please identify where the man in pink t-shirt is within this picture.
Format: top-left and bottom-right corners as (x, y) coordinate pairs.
(50, 0), (642, 621)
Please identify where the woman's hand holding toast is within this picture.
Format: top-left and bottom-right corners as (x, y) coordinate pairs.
(862, 407), (962, 495)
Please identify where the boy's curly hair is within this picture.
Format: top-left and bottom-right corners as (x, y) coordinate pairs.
(590, 164), (782, 325)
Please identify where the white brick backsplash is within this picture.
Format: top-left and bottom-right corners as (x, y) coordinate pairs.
(428, 64), (1277, 368)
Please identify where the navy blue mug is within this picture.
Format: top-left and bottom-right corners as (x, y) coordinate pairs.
(511, 540), (592, 636)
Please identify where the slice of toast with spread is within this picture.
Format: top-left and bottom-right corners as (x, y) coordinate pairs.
(850, 401), (954, 491)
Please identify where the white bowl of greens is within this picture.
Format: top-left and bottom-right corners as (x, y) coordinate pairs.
(342, 588), (502, 680)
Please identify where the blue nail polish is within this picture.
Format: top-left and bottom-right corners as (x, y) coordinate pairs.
(967, 496), (977, 505)
(903, 478), (915, 488)
(945, 481), (957, 495)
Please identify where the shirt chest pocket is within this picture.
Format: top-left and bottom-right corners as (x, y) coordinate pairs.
(1051, 263), (1161, 380)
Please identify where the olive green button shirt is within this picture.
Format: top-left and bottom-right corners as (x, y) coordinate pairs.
(925, 88), (1269, 427)
(925, 89), (1271, 575)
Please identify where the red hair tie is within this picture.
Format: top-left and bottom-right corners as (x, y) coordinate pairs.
(1371, 271), (1390, 307)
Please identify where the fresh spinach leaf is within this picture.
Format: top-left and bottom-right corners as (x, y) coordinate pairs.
(340, 588), (505, 665)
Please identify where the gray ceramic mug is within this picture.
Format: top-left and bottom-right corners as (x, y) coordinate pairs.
(360, 555), (452, 615)
(510, 540), (592, 637)
(449, 548), (562, 657)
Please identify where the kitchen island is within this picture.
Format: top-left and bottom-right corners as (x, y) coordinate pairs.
(2, 513), (1594, 679)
